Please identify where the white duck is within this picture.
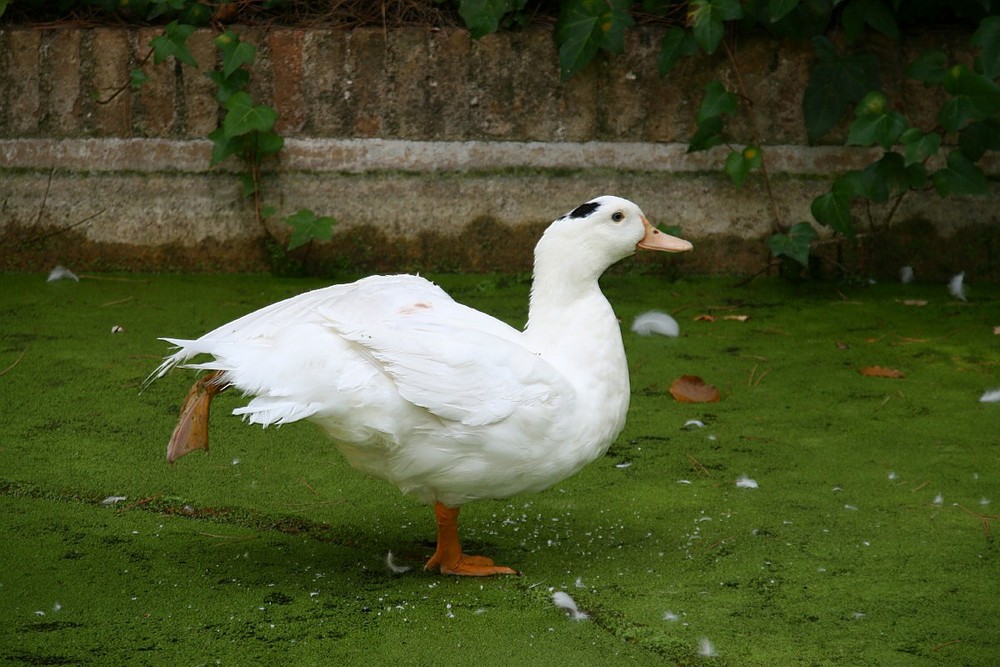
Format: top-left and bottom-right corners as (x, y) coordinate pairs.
(149, 195), (692, 575)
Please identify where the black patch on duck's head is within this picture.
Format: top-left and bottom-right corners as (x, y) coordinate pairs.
(566, 201), (601, 219)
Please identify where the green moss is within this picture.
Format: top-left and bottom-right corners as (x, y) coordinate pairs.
(1, 273), (998, 665)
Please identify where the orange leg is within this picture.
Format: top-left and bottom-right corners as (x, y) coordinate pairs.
(166, 370), (228, 463)
(424, 502), (519, 576)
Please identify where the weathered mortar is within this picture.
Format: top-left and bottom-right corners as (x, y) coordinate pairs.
(0, 25), (996, 278)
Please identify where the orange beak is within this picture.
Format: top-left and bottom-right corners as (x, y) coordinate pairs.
(637, 216), (693, 253)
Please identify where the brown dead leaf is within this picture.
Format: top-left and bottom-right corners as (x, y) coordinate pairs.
(694, 314), (716, 322)
(858, 366), (905, 379)
(900, 299), (928, 306)
(670, 375), (721, 403)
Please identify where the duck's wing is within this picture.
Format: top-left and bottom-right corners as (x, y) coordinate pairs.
(321, 294), (574, 428)
(150, 274), (573, 428)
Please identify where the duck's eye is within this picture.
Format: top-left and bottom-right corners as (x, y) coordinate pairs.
(611, 211), (624, 222)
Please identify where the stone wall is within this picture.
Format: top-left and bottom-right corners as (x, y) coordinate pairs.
(1, 25), (997, 278)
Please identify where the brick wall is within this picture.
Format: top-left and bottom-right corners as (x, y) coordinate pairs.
(1, 25), (997, 278)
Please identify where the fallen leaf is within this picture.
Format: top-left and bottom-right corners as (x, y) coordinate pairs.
(835, 341), (850, 350)
(900, 299), (928, 306)
(670, 375), (721, 403)
(993, 326), (1000, 335)
(859, 366), (905, 379)
(694, 314), (716, 322)
(722, 314), (750, 322)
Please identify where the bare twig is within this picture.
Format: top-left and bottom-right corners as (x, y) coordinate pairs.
(17, 208), (106, 251)
(0, 349), (27, 377)
(722, 39), (782, 235)
(688, 454), (712, 478)
(96, 47), (153, 105)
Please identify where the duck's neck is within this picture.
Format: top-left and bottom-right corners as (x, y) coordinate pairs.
(525, 260), (629, 399)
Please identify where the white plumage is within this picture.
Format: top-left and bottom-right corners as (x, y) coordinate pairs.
(149, 195), (691, 575)
(631, 310), (680, 337)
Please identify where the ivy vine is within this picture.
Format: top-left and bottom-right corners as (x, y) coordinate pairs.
(4, 0), (999, 277)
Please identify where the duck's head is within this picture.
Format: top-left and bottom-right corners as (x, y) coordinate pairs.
(537, 196), (692, 277)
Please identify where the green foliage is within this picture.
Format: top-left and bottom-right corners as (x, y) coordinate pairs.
(802, 37), (880, 145)
(150, 20), (197, 67)
(458, 0), (529, 39)
(127, 3), (333, 257)
(767, 221), (818, 267)
(724, 146), (762, 188)
(657, 27), (697, 76)
(688, 80), (739, 152)
(555, 0), (634, 80)
(285, 209), (337, 251)
(687, 0), (742, 55)
(12, 1), (1000, 276)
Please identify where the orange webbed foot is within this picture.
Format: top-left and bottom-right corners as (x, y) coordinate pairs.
(425, 502), (519, 577)
(167, 370), (228, 463)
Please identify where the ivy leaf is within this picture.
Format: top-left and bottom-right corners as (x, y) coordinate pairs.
(958, 119), (1000, 162)
(215, 31), (256, 78)
(223, 92), (278, 138)
(208, 126), (245, 165)
(899, 127), (941, 165)
(180, 0), (213, 25)
(687, 0), (743, 55)
(811, 191), (855, 238)
(768, 0), (798, 23)
(658, 26), (696, 76)
(687, 115), (726, 152)
(841, 0), (899, 41)
(932, 150), (988, 197)
(938, 65), (1000, 132)
(847, 92), (907, 148)
(803, 37), (880, 144)
(150, 21), (197, 67)
(206, 68), (251, 104)
(903, 162), (928, 191)
(239, 173), (257, 199)
(697, 80), (739, 124)
(130, 68), (149, 90)
(254, 129), (285, 158)
(865, 152), (907, 201)
(906, 50), (947, 85)
(972, 15), (1000, 79)
(286, 209), (336, 251)
(556, 0), (634, 80)
(768, 222), (818, 267)
(724, 146), (762, 188)
(459, 0), (524, 39)
(832, 170), (866, 200)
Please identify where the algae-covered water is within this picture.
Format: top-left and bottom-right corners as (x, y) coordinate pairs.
(1, 272), (997, 665)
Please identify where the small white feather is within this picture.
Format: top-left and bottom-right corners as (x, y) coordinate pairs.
(47, 265), (79, 282)
(631, 311), (679, 337)
(948, 272), (967, 301)
(99, 495), (127, 506)
(900, 266), (914, 283)
(735, 474), (758, 489)
(698, 637), (718, 657)
(979, 388), (1000, 403)
(684, 419), (705, 429)
(385, 551), (411, 574)
(552, 591), (589, 620)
